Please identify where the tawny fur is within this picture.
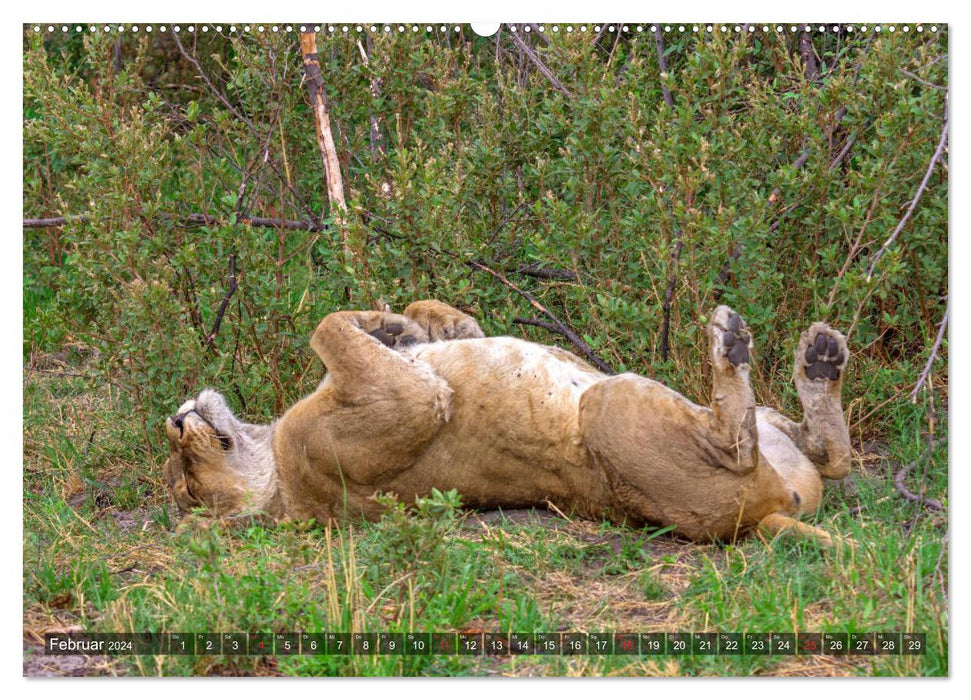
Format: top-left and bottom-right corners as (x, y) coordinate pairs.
(164, 300), (852, 547)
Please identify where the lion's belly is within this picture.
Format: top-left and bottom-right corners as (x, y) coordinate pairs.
(755, 416), (823, 514)
(387, 338), (607, 508)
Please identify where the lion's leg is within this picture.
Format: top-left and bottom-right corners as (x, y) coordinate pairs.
(762, 324), (852, 479)
(757, 512), (856, 552)
(705, 305), (760, 473)
(402, 300), (485, 341)
(294, 310), (453, 487)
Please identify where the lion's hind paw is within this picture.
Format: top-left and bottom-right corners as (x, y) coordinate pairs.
(801, 324), (847, 381)
(710, 306), (752, 368)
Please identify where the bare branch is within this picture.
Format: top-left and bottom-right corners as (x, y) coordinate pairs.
(469, 260), (614, 374)
(299, 31), (352, 263)
(866, 106), (949, 281)
(654, 25), (680, 360)
(912, 302), (948, 402)
(23, 215), (88, 228)
(26, 212), (330, 233)
(800, 30), (819, 81)
(206, 254), (239, 348)
(527, 24), (551, 45)
(901, 69), (947, 91)
(508, 28), (574, 98)
(653, 25), (675, 109)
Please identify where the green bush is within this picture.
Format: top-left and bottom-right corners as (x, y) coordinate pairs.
(23, 25), (947, 451)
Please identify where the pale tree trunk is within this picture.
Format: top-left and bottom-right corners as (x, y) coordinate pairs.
(298, 31), (354, 266)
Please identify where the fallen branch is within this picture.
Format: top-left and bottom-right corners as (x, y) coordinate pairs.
(894, 461), (944, 512)
(468, 260), (614, 374)
(205, 254), (238, 348)
(866, 106), (949, 281)
(911, 301), (948, 402)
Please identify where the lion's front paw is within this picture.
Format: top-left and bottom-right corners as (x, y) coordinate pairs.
(402, 300), (485, 342)
(800, 323), (847, 381)
(710, 305), (752, 368)
(366, 313), (429, 350)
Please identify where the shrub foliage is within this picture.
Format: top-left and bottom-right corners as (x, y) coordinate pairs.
(23, 25), (948, 451)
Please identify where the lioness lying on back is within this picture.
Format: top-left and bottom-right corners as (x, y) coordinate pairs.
(164, 300), (852, 547)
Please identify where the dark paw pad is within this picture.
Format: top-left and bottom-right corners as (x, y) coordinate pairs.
(369, 328), (396, 347)
(721, 313), (751, 366)
(804, 331), (845, 380)
(369, 316), (425, 351)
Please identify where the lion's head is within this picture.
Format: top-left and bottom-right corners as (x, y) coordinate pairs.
(163, 389), (279, 518)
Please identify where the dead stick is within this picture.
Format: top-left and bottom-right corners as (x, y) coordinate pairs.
(469, 260), (614, 374)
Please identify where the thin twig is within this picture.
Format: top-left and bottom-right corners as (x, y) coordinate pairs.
(469, 260), (614, 374)
(185, 213), (329, 232)
(486, 201), (528, 247)
(912, 302), (948, 402)
(828, 132), (858, 170)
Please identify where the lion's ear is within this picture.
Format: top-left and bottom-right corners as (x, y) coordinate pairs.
(372, 298), (392, 313)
